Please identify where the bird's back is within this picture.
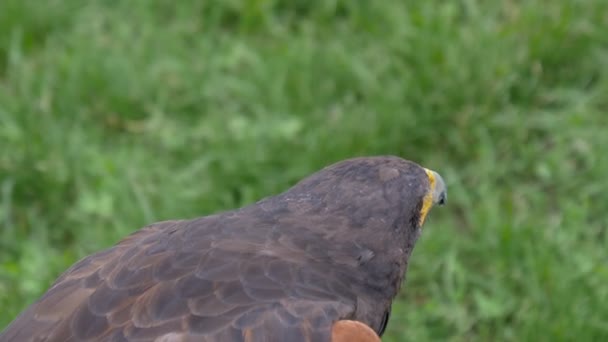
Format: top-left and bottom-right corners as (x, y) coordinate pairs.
(1, 212), (381, 342)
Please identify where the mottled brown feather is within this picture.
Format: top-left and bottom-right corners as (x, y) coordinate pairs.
(1, 156), (442, 342)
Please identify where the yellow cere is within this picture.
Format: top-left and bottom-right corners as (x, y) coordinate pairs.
(419, 168), (437, 226)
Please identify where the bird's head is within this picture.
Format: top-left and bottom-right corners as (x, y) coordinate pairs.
(285, 156), (446, 233)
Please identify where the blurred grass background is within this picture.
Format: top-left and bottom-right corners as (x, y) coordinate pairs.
(1, 0), (607, 340)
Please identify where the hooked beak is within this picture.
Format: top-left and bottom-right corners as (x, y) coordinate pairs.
(419, 168), (447, 226)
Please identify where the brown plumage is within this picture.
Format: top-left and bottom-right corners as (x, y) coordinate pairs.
(1, 156), (446, 342)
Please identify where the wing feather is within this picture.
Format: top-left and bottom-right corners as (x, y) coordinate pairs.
(1, 218), (364, 342)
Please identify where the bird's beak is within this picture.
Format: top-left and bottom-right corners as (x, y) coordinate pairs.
(419, 168), (447, 226)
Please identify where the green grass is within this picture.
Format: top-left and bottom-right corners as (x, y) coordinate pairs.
(1, 0), (607, 340)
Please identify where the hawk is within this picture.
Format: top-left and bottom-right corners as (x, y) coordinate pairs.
(1, 156), (446, 341)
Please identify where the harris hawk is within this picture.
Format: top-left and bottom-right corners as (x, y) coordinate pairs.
(0, 156), (446, 342)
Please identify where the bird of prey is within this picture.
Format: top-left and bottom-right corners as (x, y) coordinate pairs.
(1, 156), (446, 342)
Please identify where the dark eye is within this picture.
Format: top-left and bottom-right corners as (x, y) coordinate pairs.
(438, 192), (446, 205)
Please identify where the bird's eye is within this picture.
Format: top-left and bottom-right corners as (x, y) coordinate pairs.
(438, 192), (446, 206)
